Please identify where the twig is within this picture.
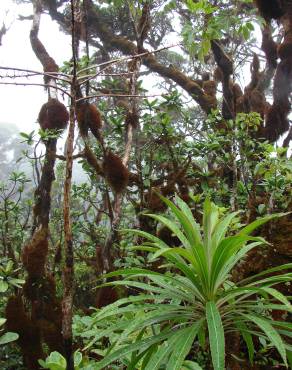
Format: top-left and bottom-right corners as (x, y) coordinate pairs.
(77, 42), (181, 75)
(76, 92), (161, 102)
(0, 65), (69, 78)
(0, 81), (71, 97)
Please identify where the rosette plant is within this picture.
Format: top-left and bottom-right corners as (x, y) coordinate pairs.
(86, 196), (292, 370)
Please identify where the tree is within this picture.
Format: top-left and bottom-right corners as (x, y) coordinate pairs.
(0, 0), (292, 369)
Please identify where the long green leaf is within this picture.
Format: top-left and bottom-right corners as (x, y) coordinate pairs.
(210, 235), (263, 292)
(148, 214), (191, 250)
(166, 321), (203, 370)
(158, 194), (202, 250)
(243, 314), (287, 366)
(140, 343), (159, 370)
(239, 213), (288, 236)
(174, 194), (202, 245)
(144, 339), (175, 370)
(214, 241), (264, 290)
(203, 199), (218, 273)
(211, 211), (240, 252)
(122, 229), (170, 248)
(94, 329), (179, 369)
(235, 321), (254, 364)
(261, 287), (291, 307)
(145, 216), (209, 289)
(238, 263), (292, 285)
(115, 310), (190, 347)
(287, 350), (292, 370)
(182, 360), (203, 370)
(206, 301), (225, 370)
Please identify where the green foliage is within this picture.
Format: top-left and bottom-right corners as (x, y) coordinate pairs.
(39, 350), (90, 370)
(77, 196), (292, 369)
(0, 318), (18, 346)
(19, 131), (35, 146)
(182, 0), (257, 60)
(0, 259), (24, 293)
(0, 172), (32, 263)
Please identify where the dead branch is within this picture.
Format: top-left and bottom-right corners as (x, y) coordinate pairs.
(30, 0), (59, 97)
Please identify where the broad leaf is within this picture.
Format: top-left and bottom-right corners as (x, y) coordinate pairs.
(0, 332), (19, 345)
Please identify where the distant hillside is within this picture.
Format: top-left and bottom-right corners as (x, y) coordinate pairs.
(0, 122), (88, 184)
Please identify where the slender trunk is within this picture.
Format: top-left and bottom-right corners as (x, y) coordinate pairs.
(62, 1), (78, 369)
(62, 103), (75, 370)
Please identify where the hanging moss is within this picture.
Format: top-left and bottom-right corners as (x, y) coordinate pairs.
(22, 227), (48, 278)
(157, 226), (180, 247)
(38, 98), (69, 130)
(103, 151), (129, 193)
(6, 296), (44, 370)
(254, 0), (284, 20)
(76, 102), (102, 139)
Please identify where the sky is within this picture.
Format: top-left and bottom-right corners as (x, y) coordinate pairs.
(0, 0), (71, 132)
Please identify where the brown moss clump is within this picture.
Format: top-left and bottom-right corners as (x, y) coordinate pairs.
(157, 226), (180, 247)
(203, 94), (217, 110)
(145, 183), (176, 212)
(43, 57), (59, 85)
(264, 55), (292, 141)
(235, 95), (246, 114)
(38, 319), (63, 353)
(264, 103), (290, 141)
(262, 28), (278, 68)
(6, 296), (44, 370)
(22, 227), (48, 278)
(23, 274), (56, 302)
(5, 295), (28, 336)
(38, 98), (69, 130)
(161, 182), (176, 197)
(273, 57), (292, 103)
(203, 80), (217, 96)
(24, 274), (63, 354)
(144, 189), (167, 212)
(269, 216), (292, 257)
(214, 67), (223, 82)
(232, 83), (243, 100)
(83, 145), (102, 176)
(254, 0), (284, 20)
(54, 241), (62, 265)
(76, 102), (102, 139)
(103, 151), (129, 193)
(145, 184), (175, 212)
(236, 55), (266, 118)
(42, 298), (62, 324)
(278, 35), (292, 60)
(211, 40), (233, 77)
(262, 3), (292, 142)
(95, 286), (119, 308)
(249, 89), (266, 118)
(125, 110), (139, 129)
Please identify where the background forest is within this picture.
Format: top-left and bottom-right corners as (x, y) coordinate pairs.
(0, 0), (292, 369)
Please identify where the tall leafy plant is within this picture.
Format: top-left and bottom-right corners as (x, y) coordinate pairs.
(84, 196), (292, 369)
